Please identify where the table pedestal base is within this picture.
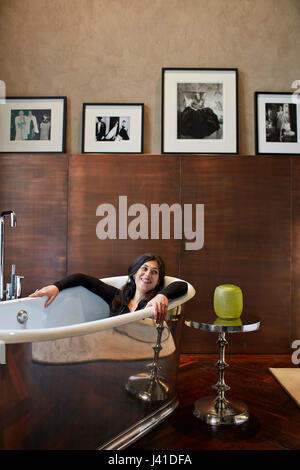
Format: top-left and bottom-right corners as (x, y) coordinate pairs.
(126, 373), (170, 402)
(194, 395), (249, 426)
(125, 323), (170, 402)
(185, 317), (261, 427)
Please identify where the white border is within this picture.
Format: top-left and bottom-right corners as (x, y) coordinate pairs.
(256, 93), (300, 154)
(83, 104), (143, 153)
(0, 98), (65, 152)
(163, 69), (237, 153)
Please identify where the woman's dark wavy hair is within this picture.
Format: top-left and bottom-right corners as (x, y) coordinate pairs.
(111, 253), (165, 314)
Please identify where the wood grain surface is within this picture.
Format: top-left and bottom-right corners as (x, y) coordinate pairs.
(0, 153), (296, 353)
(180, 155), (291, 354)
(131, 354), (300, 450)
(0, 154), (68, 296)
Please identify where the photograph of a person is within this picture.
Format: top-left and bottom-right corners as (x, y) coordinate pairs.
(11, 109), (52, 141)
(177, 83), (223, 140)
(255, 92), (300, 154)
(82, 102), (143, 153)
(95, 116), (130, 141)
(162, 68), (237, 154)
(265, 103), (297, 143)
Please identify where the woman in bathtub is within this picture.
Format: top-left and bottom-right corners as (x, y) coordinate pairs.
(30, 253), (187, 324)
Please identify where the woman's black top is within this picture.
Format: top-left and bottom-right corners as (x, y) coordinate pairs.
(54, 273), (188, 316)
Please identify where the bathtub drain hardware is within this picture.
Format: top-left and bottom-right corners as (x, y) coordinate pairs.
(17, 309), (28, 324)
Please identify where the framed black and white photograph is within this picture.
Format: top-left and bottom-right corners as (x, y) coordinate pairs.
(82, 103), (144, 154)
(162, 68), (238, 154)
(255, 92), (300, 155)
(0, 97), (66, 153)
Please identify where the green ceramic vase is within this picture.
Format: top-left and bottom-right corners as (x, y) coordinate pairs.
(213, 284), (243, 319)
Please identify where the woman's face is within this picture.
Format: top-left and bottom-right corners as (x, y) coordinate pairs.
(134, 260), (160, 294)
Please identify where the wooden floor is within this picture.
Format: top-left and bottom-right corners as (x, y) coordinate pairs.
(130, 354), (300, 451)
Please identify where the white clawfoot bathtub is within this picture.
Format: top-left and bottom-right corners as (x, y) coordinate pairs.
(0, 275), (195, 344)
(0, 275), (195, 450)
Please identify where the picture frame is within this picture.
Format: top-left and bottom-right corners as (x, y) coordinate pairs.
(0, 96), (67, 153)
(255, 92), (300, 155)
(82, 103), (144, 154)
(162, 68), (238, 154)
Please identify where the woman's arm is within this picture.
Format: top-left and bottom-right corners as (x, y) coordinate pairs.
(145, 281), (188, 324)
(29, 285), (59, 307)
(158, 280), (188, 300)
(30, 273), (118, 307)
(54, 273), (118, 305)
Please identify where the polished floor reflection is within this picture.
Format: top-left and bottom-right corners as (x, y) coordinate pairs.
(1, 350), (299, 449)
(0, 316), (182, 450)
(131, 354), (300, 450)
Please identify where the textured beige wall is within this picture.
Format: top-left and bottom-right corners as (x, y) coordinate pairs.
(0, 0), (299, 154)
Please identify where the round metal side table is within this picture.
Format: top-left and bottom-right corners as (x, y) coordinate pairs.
(185, 314), (261, 426)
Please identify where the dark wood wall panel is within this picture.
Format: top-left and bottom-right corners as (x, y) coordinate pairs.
(0, 154), (296, 353)
(180, 156), (291, 354)
(67, 155), (181, 278)
(0, 154), (68, 296)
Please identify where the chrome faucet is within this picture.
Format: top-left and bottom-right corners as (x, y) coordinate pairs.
(0, 211), (23, 301)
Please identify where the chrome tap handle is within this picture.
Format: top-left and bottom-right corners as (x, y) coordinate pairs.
(15, 275), (24, 299)
(10, 264), (16, 298)
(5, 283), (11, 300)
(0, 210), (17, 301)
(6, 265), (24, 299)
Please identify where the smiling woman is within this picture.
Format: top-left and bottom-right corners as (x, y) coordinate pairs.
(128, 260), (160, 311)
(136, 261), (159, 289)
(30, 253), (188, 325)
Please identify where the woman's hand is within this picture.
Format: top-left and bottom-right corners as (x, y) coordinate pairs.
(145, 294), (168, 324)
(29, 285), (59, 308)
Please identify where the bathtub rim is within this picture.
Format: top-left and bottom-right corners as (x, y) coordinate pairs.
(0, 289), (195, 344)
(0, 299), (153, 344)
